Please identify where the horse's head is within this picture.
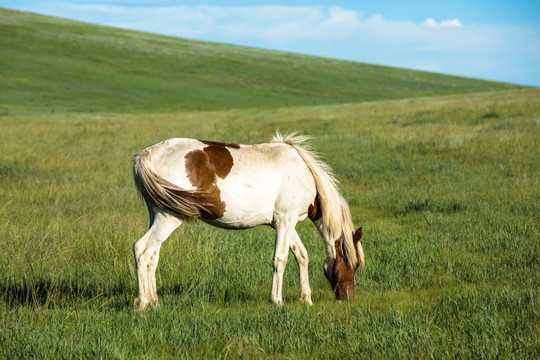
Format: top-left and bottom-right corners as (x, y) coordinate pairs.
(324, 227), (363, 301)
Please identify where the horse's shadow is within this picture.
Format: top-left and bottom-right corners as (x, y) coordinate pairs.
(0, 278), (131, 310)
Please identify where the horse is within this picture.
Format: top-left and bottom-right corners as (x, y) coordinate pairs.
(132, 132), (364, 309)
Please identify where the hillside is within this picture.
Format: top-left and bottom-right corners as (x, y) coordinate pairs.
(0, 8), (524, 114)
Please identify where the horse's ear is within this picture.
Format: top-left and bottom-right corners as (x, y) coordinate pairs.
(353, 227), (362, 244)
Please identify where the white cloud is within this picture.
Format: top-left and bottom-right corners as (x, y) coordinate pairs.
(256, 5), (363, 42)
(71, 4), (121, 13)
(422, 18), (463, 28)
(134, 5), (364, 42)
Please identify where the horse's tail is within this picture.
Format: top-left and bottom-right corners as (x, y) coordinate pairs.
(133, 150), (213, 219)
(272, 131), (359, 268)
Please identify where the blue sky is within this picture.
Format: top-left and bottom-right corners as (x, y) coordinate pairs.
(4, 1), (540, 86)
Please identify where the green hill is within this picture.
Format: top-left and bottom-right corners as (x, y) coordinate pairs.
(0, 8), (524, 114)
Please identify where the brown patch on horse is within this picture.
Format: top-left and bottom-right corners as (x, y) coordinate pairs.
(308, 194), (322, 221)
(184, 149), (215, 189)
(184, 145), (235, 219)
(198, 139), (241, 149)
(203, 145), (234, 179)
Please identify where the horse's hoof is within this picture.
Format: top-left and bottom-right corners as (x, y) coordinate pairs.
(299, 294), (313, 305)
(134, 297), (149, 310)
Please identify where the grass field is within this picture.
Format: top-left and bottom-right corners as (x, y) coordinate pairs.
(1, 8), (539, 359)
(1, 8), (521, 115)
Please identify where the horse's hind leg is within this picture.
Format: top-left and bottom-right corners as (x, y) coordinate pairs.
(133, 209), (182, 309)
(290, 232), (312, 305)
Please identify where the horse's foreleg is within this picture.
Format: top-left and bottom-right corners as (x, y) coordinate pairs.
(133, 210), (181, 309)
(270, 221), (292, 305)
(290, 232), (312, 305)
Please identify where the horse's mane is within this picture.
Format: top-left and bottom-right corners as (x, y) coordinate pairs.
(272, 131), (360, 268)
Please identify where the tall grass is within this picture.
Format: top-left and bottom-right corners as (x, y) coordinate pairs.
(1, 89), (538, 358)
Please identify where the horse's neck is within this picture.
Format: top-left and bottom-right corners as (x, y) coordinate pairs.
(312, 219), (338, 261)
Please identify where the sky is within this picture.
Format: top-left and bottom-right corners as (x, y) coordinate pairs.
(3, 1), (540, 86)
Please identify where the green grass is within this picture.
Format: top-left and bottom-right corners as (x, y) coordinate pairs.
(0, 8), (524, 115)
(1, 7), (539, 359)
(1, 89), (539, 358)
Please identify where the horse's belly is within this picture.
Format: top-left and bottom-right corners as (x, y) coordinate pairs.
(201, 212), (273, 229)
(209, 181), (276, 229)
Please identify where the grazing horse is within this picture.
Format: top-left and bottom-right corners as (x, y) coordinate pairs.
(132, 132), (364, 309)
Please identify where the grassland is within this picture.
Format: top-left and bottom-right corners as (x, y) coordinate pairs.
(1, 8), (521, 115)
(1, 7), (539, 360)
(1, 89), (538, 358)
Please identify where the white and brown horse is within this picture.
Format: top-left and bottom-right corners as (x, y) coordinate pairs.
(132, 132), (364, 308)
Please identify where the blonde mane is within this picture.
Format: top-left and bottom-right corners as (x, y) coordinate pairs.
(272, 131), (359, 268)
